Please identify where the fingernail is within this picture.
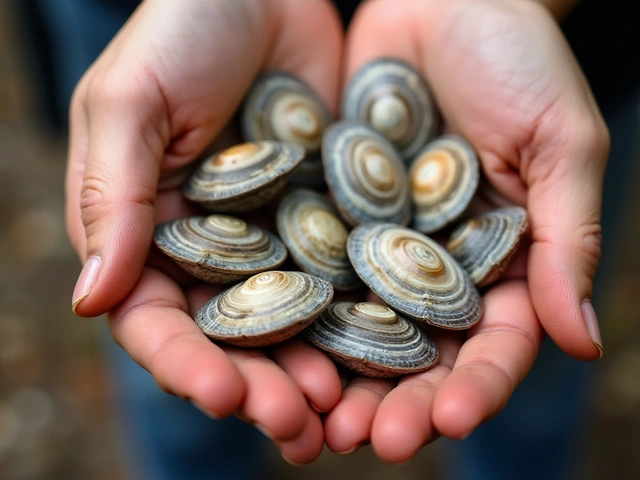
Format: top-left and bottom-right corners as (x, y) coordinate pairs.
(281, 452), (303, 466)
(582, 300), (603, 358)
(191, 401), (219, 420)
(71, 255), (102, 313)
(255, 424), (273, 439)
(335, 445), (360, 455)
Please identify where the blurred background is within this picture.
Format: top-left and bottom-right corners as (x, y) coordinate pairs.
(0, 1), (639, 479)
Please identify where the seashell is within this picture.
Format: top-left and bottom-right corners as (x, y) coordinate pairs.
(446, 206), (528, 287)
(242, 72), (332, 187)
(153, 214), (287, 283)
(276, 189), (360, 290)
(347, 223), (482, 330)
(410, 135), (480, 234)
(195, 271), (333, 347)
(304, 302), (439, 378)
(183, 141), (304, 212)
(341, 58), (439, 161)
(322, 121), (411, 227)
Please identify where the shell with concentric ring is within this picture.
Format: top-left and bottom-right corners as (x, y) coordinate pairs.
(447, 206), (528, 287)
(342, 58), (439, 161)
(304, 302), (439, 378)
(183, 141), (304, 212)
(241, 72), (331, 186)
(347, 223), (482, 330)
(195, 271), (333, 347)
(153, 214), (288, 283)
(276, 189), (360, 290)
(410, 135), (479, 234)
(322, 121), (411, 227)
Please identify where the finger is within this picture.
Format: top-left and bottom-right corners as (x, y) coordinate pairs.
(225, 348), (310, 442)
(369, 333), (460, 464)
(432, 281), (544, 439)
(276, 408), (325, 465)
(108, 267), (245, 418)
(324, 376), (395, 454)
(269, 338), (342, 412)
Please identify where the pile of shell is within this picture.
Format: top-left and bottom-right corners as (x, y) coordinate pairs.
(154, 59), (528, 378)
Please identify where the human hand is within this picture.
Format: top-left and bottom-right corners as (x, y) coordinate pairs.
(65, 0), (345, 463)
(324, 0), (608, 462)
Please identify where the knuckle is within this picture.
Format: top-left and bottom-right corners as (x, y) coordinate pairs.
(79, 173), (111, 232)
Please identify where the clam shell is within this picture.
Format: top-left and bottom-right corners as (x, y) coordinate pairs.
(154, 215), (288, 283)
(276, 189), (360, 290)
(304, 302), (439, 378)
(242, 72), (331, 187)
(342, 58), (439, 161)
(195, 271), (333, 347)
(322, 121), (411, 227)
(347, 223), (482, 330)
(447, 206), (528, 287)
(410, 135), (480, 234)
(183, 141), (305, 212)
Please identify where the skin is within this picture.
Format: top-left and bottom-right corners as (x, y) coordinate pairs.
(66, 0), (608, 465)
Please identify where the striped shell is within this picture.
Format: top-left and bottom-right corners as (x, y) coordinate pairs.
(183, 141), (304, 212)
(241, 72), (331, 187)
(196, 271), (333, 347)
(347, 223), (482, 330)
(410, 135), (480, 234)
(153, 215), (287, 283)
(342, 58), (439, 161)
(304, 302), (439, 378)
(322, 121), (411, 227)
(276, 189), (360, 290)
(447, 206), (528, 287)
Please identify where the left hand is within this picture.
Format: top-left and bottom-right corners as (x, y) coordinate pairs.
(324, 0), (608, 463)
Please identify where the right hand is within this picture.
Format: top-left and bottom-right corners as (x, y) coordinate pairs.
(66, 0), (344, 463)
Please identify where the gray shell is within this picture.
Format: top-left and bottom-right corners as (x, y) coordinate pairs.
(242, 72), (331, 187)
(347, 223), (482, 330)
(342, 58), (439, 161)
(196, 271), (333, 347)
(153, 215), (287, 283)
(183, 141), (304, 212)
(276, 189), (360, 290)
(322, 121), (411, 227)
(447, 206), (528, 287)
(304, 302), (439, 378)
(410, 135), (480, 234)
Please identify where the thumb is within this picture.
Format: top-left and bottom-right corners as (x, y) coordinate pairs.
(527, 112), (609, 361)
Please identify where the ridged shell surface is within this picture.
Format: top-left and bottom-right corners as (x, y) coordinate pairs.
(276, 189), (360, 290)
(347, 223), (482, 329)
(183, 141), (304, 212)
(410, 135), (479, 233)
(242, 72), (331, 187)
(342, 58), (438, 161)
(154, 215), (287, 283)
(447, 206), (528, 287)
(196, 271), (333, 347)
(305, 302), (439, 378)
(322, 121), (411, 227)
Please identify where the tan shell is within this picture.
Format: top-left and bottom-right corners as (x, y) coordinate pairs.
(342, 58), (439, 161)
(276, 189), (360, 290)
(347, 223), (482, 330)
(153, 215), (287, 283)
(322, 121), (411, 227)
(183, 141), (304, 212)
(304, 302), (439, 378)
(447, 206), (528, 287)
(241, 72), (331, 187)
(195, 271), (333, 347)
(410, 135), (479, 234)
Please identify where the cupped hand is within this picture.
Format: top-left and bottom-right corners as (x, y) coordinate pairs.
(65, 0), (344, 464)
(324, 0), (608, 463)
